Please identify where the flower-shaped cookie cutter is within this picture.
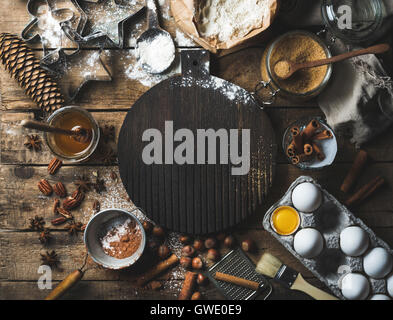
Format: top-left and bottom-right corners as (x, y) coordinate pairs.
(41, 34), (113, 102)
(21, 0), (88, 57)
(74, 0), (146, 48)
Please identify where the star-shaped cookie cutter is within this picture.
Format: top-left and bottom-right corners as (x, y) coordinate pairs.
(74, 0), (146, 48)
(41, 35), (113, 102)
(22, 0), (89, 57)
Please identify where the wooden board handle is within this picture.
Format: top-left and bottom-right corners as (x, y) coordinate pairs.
(44, 269), (84, 300)
(214, 272), (260, 291)
(291, 274), (338, 300)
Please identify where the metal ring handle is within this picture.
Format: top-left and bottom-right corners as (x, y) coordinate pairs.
(251, 81), (280, 108)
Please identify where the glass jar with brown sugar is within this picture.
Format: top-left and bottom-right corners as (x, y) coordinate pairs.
(259, 30), (333, 103)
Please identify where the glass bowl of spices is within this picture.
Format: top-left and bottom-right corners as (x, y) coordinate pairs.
(84, 208), (146, 270)
(259, 30), (332, 103)
(45, 106), (100, 163)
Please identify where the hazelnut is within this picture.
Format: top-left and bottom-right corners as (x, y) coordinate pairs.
(223, 235), (235, 248)
(216, 233), (226, 241)
(241, 239), (256, 252)
(158, 244), (170, 259)
(180, 257), (192, 269)
(204, 237), (217, 249)
(192, 257), (203, 269)
(179, 235), (191, 244)
(191, 292), (202, 300)
(142, 220), (152, 233)
(206, 248), (220, 262)
(197, 273), (207, 285)
(147, 239), (160, 252)
(193, 239), (205, 251)
(181, 245), (195, 257)
(152, 226), (165, 238)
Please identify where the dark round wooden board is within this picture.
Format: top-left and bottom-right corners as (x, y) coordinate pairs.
(118, 50), (277, 235)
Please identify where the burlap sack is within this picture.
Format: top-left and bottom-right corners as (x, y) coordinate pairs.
(170, 0), (279, 53)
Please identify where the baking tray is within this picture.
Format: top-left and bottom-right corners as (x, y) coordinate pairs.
(206, 248), (272, 300)
(263, 176), (393, 300)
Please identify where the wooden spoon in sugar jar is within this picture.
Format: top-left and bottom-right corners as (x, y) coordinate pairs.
(274, 43), (390, 80)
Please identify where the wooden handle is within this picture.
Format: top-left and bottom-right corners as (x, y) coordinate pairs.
(214, 272), (260, 291)
(44, 269), (84, 300)
(300, 43), (390, 70)
(291, 274), (338, 300)
(20, 119), (75, 136)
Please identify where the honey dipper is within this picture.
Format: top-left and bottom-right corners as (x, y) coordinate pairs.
(20, 119), (92, 143)
(274, 43), (390, 80)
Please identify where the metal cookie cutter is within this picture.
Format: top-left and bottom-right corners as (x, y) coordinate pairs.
(74, 0), (146, 48)
(22, 0), (88, 57)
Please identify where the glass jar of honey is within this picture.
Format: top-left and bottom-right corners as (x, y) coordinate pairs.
(45, 106), (100, 162)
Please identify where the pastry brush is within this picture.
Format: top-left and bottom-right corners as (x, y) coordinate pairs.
(256, 252), (338, 300)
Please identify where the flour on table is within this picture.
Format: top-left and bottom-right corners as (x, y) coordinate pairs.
(37, 6), (67, 48)
(175, 30), (197, 47)
(197, 0), (271, 42)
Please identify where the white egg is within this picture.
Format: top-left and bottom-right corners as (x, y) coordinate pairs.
(293, 228), (324, 259)
(340, 226), (369, 257)
(387, 273), (393, 298)
(370, 294), (391, 300)
(363, 247), (393, 279)
(341, 273), (370, 300)
(291, 182), (322, 213)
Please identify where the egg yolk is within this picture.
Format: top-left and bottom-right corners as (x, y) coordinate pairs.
(272, 206), (300, 235)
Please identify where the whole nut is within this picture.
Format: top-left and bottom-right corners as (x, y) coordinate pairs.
(193, 239), (205, 251)
(180, 257), (192, 269)
(216, 233), (226, 241)
(181, 245), (195, 257)
(224, 235), (235, 248)
(192, 257), (203, 270)
(38, 179), (53, 196)
(152, 226), (165, 238)
(142, 220), (153, 233)
(204, 237), (217, 249)
(241, 239), (256, 252)
(158, 244), (170, 259)
(191, 292), (202, 300)
(147, 239), (160, 252)
(179, 235), (191, 244)
(53, 182), (66, 198)
(197, 273), (207, 285)
(206, 248), (220, 262)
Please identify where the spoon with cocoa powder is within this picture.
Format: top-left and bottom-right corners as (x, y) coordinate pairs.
(20, 119), (92, 143)
(274, 43), (390, 80)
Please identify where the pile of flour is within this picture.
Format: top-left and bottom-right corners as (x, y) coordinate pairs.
(197, 0), (271, 42)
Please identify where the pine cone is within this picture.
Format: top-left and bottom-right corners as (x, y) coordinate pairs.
(0, 33), (64, 113)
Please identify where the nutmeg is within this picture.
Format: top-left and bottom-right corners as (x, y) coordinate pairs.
(181, 245), (195, 257)
(197, 273), (207, 285)
(158, 244), (170, 259)
(179, 235), (191, 244)
(241, 239), (256, 252)
(206, 248), (220, 262)
(191, 292), (202, 300)
(224, 235), (235, 248)
(192, 257), (203, 269)
(152, 225), (165, 238)
(180, 257), (192, 269)
(142, 220), (153, 233)
(193, 239), (205, 251)
(204, 237), (217, 249)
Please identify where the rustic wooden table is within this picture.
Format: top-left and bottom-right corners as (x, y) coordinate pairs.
(1, 0), (393, 300)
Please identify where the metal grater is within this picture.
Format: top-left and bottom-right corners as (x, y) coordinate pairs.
(206, 248), (272, 300)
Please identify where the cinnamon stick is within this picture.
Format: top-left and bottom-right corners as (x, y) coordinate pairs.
(214, 272), (259, 291)
(341, 150), (368, 193)
(178, 272), (197, 300)
(136, 254), (179, 286)
(291, 153), (312, 165)
(345, 176), (384, 207)
(286, 142), (296, 157)
(312, 130), (333, 140)
(291, 126), (303, 154)
(312, 142), (325, 161)
(302, 119), (320, 140)
(304, 144), (313, 156)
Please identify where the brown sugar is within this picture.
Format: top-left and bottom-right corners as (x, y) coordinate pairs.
(269, 34), (328, 94)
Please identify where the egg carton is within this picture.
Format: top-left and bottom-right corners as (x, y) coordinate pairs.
(263, 176), (393, 300)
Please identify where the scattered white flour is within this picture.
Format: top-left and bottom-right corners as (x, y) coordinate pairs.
(36, 6), (67, 48)
(158, 0), (171, 20)
(197, 0), (271, 42)
(100, 218), (134, 250)
(137, 34), (175, 73)
(175, 30), (197, 47)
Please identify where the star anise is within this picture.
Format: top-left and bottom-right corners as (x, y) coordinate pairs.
(24, 135), (42, 151)
(74, 175), (91, 193)
(29, 216), (45, 231)
(40, 250), (60, 269)
(65, 221), (83, 236)
(38, 228), (52, 244)
(100, 148), (117, 165)
(100, 125), (115, 143)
